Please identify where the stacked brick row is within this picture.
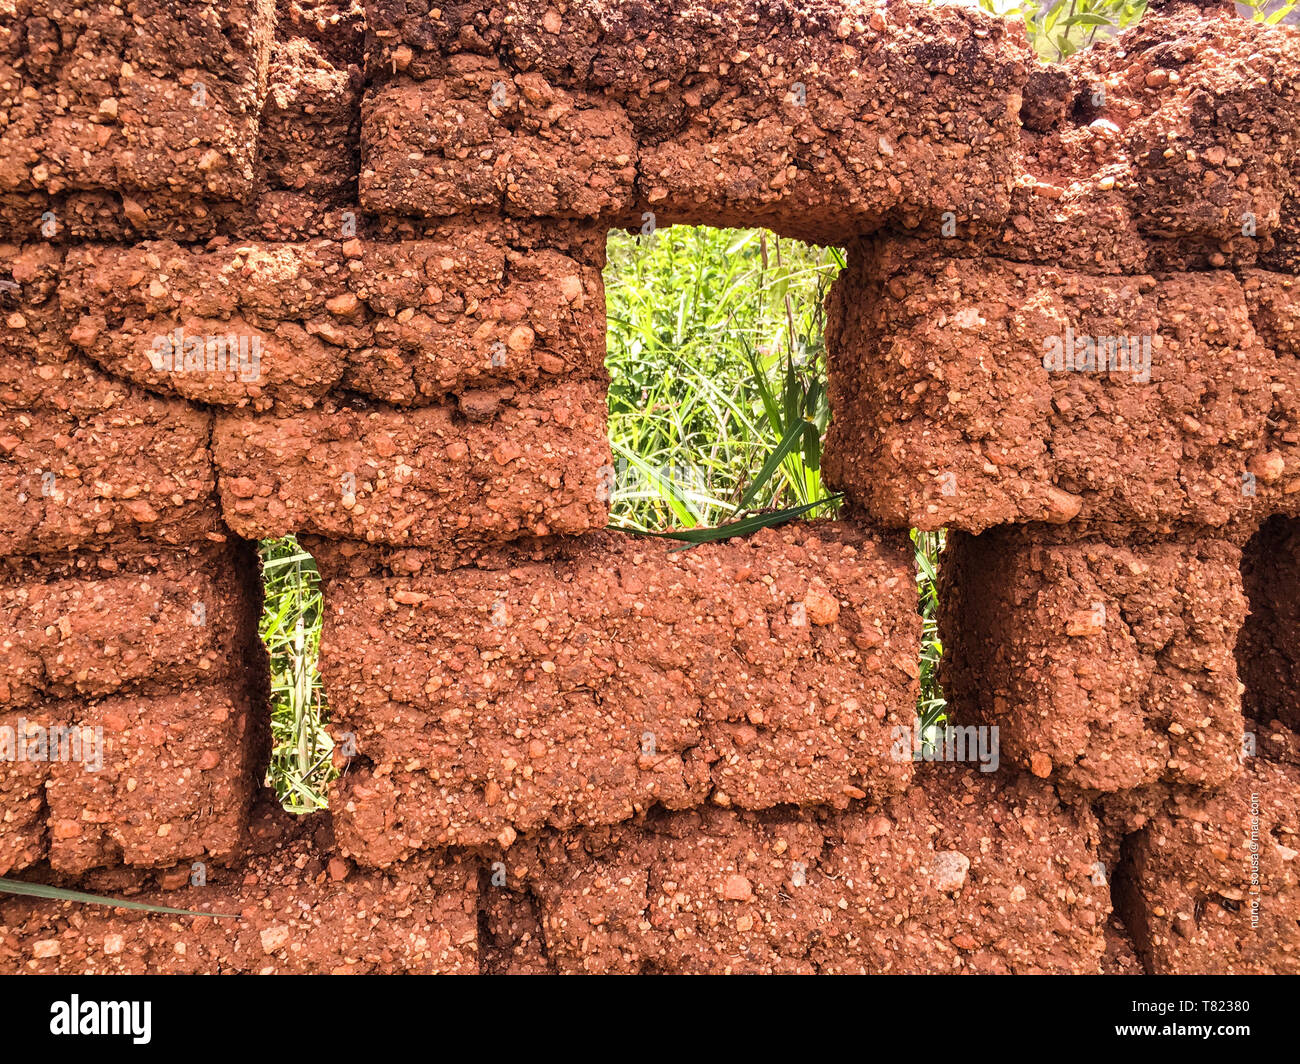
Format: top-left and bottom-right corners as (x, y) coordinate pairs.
(0, 0), (289, 946)
(917, 6), (1300, 973)
(0, 0), (1295, 974)
(0, 257), (268, 878)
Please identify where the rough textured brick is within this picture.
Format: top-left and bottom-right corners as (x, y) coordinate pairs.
(479, 886), (553, 974)
(998, 8), (1297, 272)
(1106, 10), (1300, 257)
(1242, 270), (1300, 356)
(824, 244), (1284, 532)
(0, 0), (1295, 980)
(41, 683), (265, 873)
(0, 543), (259, 710)
(259, 7), (363, 205)
(59, 227), (605, 410)
(995, 61), (1151, 274)
(213, 379), (610, 546)
(940, 526), (1247, 793)
(344, 232), (605, 403)
(1261, 196), (1300, 273)
(316, 523), (918, 861)
(2, 244), (225, 550)
(0, 805), (479, 974)
(1113, 729), (1300, 974)
(60, 240), (350, 410)
(0, 359), (222, 554)
(0, 0), (277, 241)
(0, 241), (63, 359)
(495, 766), (1109, 974)
(1239, 269), (1300, 514)
(361, 0), (1029, 241)
(0, 705), (70, 875)
(362, 61), (638, 220)
(2, 681), (267, 879)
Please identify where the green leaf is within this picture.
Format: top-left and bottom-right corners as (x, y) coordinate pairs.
(738, 416), (807, 511)
(725, 232), (756, 256)
(748, 349), (786, 438)
(261, 551), (317, 572)
(0, 877), (239, 918)
(616, 496), (843, 545)
(801, 415), (821, 471)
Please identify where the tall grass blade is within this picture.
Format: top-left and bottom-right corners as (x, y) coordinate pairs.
(0, 878), (239, 918)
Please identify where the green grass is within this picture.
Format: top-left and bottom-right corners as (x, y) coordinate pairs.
(970, 0), (1295, 63)
(913, 529), (949, 735)
(605, 226), (843, 533)
(258, 537), (334, 813)
(0, 877), (239, 917)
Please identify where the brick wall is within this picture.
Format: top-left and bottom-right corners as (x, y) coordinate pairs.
(0, 0), (1296, 974)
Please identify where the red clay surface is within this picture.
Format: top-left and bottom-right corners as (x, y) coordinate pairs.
(941, 525), (1249, 794)
(0, 0), (1296, 976)
(316, 523), (919, 860)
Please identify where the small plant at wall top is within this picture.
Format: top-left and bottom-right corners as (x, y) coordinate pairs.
(969, 0), (1294, 63)
(259, 537), (335, 813)
(967, 0), (1147, 60)
(1235, 0), (1300, 24)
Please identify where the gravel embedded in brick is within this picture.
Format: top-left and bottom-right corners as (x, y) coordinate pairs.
(41, 683), (265, 873)
(1238, 516), (1300, 732)
(0, 0), (1296, 977)
(941, 526), (1248, 793)
(0, 543), (259, 710)
(824, 246), (1287, 532)
(0, 705), (71, 876)
(318, 523), (918, 861)
(361, 0), (1029, 241)
(0, 369), (222, 555)
(59, 227), (606, 411)
(213, 378), (611, 546)
(0, 0), (276, 241)
(1113, 730), (1300, 974)
(498, 766), (1109, 974)
(0, 806), (479, 974)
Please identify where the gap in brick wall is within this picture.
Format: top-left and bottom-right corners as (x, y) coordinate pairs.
(912, 528), (950, 748)
(258, 536), (335, 813)
(602, 223), (947, 730)
(1236, 515), (1300, 732)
